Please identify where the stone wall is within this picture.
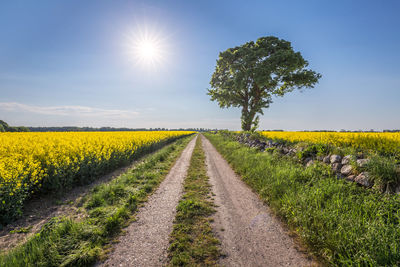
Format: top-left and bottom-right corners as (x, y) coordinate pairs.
(232, 133), (400, 193)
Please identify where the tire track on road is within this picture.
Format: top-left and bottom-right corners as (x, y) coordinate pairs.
(201, 135), (313, 267)
(100, 135), (197, 267)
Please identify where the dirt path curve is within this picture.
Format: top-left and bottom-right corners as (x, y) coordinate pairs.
(100, 135), (197, 267)
(201, 135), (314, 267)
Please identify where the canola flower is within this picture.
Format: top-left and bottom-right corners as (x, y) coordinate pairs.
(260, 131), (400, 156)
(0, 131), (193, 224)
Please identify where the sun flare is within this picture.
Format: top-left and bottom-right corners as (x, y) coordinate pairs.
(135, 38), (161, 63)
(127, 27), (167, 68)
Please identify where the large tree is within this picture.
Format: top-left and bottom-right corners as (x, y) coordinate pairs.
(208, 36), (321, 131)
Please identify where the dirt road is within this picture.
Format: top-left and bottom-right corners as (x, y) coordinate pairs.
(201, 135), (313, 267)
(100, 136), (197, 267)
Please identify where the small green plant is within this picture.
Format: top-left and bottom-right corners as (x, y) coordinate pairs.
(265, 147), (275, 153)
(365, 156), (400, 193)
(9, 226), (32, 234)
(296, 143), (329, 161)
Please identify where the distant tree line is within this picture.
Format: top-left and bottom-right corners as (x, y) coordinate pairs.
(0, 121), (218, 132)
(383, 129), (400, 133)
(28, 126), (216, 132)
(0, 120), (30, 132)
(262, 129), (400, 133)
(2, 119), (397, 133)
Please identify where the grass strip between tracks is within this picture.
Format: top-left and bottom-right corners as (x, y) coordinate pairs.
(0, 135), (194, 267)
(168, 136), (221, 266)
(204, 132), (400, 266)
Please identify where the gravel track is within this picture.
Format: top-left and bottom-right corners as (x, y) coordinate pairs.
(100, 136), (197, 267)
(201, 135), (314, 267)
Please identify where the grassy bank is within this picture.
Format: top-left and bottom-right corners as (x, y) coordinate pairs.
(0, 135), (194, 267)
(204, 133), (400, 266)
(168, 136), (220, 266)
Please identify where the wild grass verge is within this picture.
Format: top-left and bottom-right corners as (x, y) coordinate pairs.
(168, 136), (220, 266)
(204, 133), (400, 266)
(0, 135), (194, 267)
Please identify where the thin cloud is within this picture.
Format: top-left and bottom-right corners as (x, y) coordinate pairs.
(0, 102), (139, 118)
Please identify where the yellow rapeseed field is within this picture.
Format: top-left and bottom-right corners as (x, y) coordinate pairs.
(260, 131), (400, 156)
(0, 131), (193, 222)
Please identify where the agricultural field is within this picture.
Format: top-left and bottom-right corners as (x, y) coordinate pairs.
(0, 131), (194, 226)
(260, 131), (400, 158)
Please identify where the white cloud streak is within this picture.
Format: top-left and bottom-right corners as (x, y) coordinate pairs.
(0, 102), (139, 118)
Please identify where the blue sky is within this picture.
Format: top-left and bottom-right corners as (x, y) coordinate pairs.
(0, 0), (399, 130)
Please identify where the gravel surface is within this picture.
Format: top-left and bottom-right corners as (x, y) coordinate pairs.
(99, 136), (197, 267)
(201, 135), (314, 267)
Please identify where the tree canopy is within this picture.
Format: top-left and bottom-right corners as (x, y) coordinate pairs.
(0, 120), (29, 132)
(208, 36), (321, 131)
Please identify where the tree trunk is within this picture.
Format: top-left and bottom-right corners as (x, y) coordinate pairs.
(241, 107), (256, 131)
(241, 82), (260, 131)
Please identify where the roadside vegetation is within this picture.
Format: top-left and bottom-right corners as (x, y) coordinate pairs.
(260, 131), (400, 159)
(0, 135), (194, 267)
(0, 131), (193, 226)
(204, 132), (400, 266)
(168, 136), (221, 266)
(232, 131), (400, 193)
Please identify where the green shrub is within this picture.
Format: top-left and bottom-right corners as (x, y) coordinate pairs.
(296, 143), (329, 161)
(366, 156), (400, 193)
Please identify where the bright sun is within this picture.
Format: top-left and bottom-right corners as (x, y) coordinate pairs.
(136, 39), (159, 62)
(127, 27), (166, 68)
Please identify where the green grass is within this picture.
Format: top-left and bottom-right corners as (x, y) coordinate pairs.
(204, 132), (400, 266)
(0, 135), (194, 267)
(9, 226), (32, 234)
(364, 155), (400, 193)
(168, 136), (221, 266)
